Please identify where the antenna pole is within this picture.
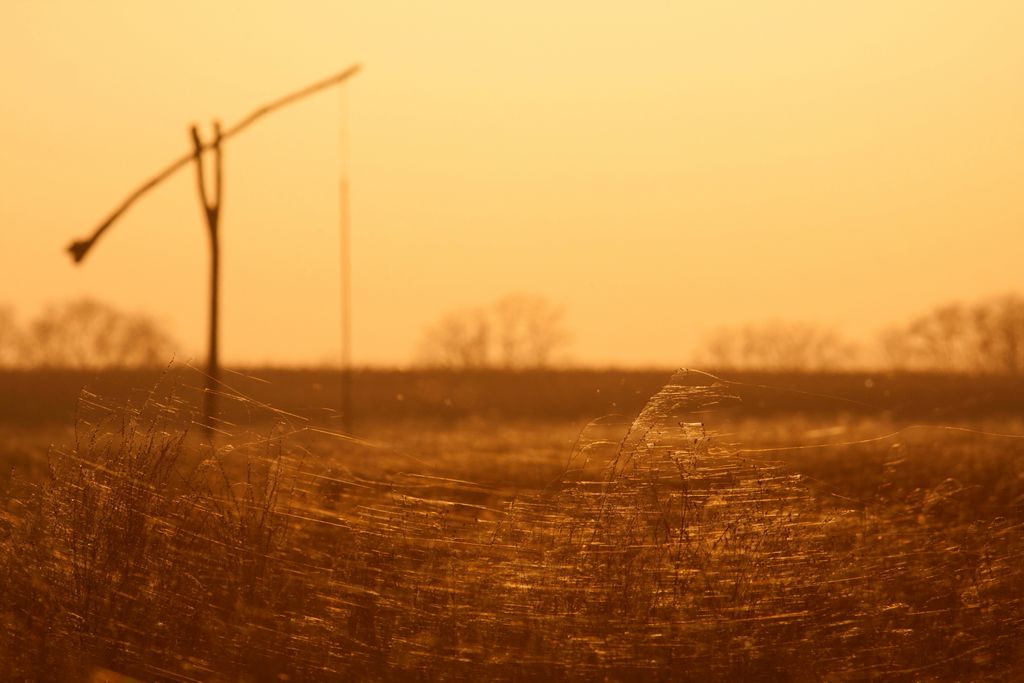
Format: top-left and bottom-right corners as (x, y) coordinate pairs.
(339, 88), (353, 432)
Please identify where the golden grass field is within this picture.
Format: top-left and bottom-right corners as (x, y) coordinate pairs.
(2, 371), (1023, 681)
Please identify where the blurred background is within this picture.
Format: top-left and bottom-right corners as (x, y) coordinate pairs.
(3, 1), (1023, 369)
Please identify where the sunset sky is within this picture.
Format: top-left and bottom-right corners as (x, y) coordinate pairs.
(3, 2), (1023, 367)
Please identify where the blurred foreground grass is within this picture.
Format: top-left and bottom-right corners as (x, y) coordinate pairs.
(1, 372), (1022, 681)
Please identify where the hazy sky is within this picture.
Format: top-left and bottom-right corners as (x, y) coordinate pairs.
(3, 2), (1022, 367)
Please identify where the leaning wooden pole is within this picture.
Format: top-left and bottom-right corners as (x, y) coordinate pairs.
(190, 122), (223, 436)
(66, 64), (361, 264)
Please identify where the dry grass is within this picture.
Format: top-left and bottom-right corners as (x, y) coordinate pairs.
(1, 371), (1022, 680)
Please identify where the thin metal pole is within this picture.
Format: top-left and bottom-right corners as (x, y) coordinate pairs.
(339, 87), (353, 432)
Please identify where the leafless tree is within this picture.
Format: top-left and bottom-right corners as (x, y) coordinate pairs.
(492, 294), (569, 368)
(882, 294), (1024, 373)
(417, 307), (492, 369)
(880, 304), (977, 371)
(24, 298), (176, 369)
(0, 306), (23, 367)
(973, 295), (1024, 374)
(417, 294), (569, 369)
(698, 321), (858, 371)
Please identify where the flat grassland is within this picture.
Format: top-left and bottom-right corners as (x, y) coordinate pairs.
(1, 371), (1022, 681)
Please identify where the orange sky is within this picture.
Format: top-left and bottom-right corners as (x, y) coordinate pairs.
(3, 2), (1023, 367)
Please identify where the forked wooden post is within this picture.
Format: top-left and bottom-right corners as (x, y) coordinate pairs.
(190, 122), (223, 437)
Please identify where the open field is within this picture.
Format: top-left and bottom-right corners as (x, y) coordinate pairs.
(1, 370), (1023, 680)
(3, 367), (1023, 426)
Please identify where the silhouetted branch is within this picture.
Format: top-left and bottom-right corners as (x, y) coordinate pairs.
(66, 63), (362, 264)
(221, 64), (361, 140)
(67, 155), (191, 263)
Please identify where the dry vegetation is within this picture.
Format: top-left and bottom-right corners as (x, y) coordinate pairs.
(1, 371), (1022, 681)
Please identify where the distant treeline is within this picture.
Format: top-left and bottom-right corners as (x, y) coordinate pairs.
(698, 293), (1024, 374)
(4, 293), (1024, 375)
(2, 367), (1021, 427)
(0, 299), (173, 369)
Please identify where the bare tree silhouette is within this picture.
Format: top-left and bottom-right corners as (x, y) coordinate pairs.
(23, 298), (175, 369)
(492, 294), (569, 369)
(417, 294), (569, 369)
(882, 294), (1024, 373)
(0, 306), (23, 367)
(698, 321), (857, 371)
(419, 308), (492, 369)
